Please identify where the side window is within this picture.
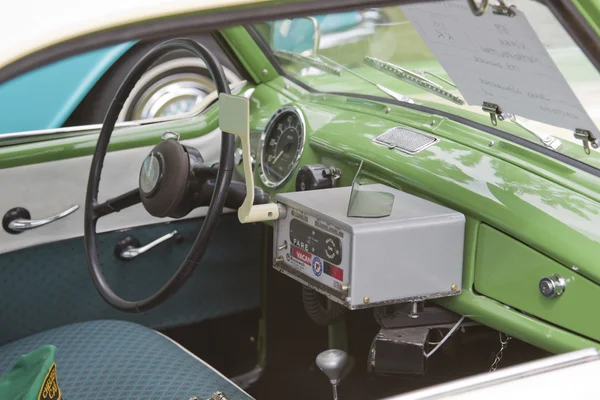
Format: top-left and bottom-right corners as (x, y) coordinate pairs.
(0, 34), (241, 135)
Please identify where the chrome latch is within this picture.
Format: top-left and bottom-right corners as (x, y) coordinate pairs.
(574, 129), (598, 154)
(467, 0), (516, 17)
(492, 0), (516, 17)
(118, 230), (178, 260)
(482, 102), (504, 126)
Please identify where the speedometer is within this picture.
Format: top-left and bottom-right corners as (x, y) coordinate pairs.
(258, 106), (306, 188)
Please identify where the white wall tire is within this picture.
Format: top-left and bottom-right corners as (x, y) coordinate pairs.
(118, 57), (240, 121)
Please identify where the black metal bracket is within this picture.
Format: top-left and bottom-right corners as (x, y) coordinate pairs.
(374, 303), (462, 329)
(482, 102), (505, 126)
(574, 129), (599, 155)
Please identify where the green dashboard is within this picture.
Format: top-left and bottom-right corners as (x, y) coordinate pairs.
(238, 77), (600, 352)
(2, 71), (600, 355)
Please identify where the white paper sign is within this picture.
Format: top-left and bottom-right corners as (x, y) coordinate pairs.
(401, 1), (598, 136)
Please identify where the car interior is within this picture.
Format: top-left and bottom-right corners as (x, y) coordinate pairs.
(1, 0), (600, 399)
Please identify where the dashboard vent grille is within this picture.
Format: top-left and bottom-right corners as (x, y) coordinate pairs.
(373, 127), (439, 154)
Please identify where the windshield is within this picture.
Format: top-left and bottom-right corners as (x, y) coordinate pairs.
(253, 1), (600, 168)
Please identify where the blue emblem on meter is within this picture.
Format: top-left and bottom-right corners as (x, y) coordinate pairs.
(312, 256), (323, 277)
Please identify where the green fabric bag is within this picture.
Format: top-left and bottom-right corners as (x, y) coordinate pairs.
(0, 345), (62, 400)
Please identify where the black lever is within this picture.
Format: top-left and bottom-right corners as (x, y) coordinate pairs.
(184, 163), (269, 214)
(199, 179), (269, 210)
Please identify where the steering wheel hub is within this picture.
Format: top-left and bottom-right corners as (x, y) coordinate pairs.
(140, 153), (161, 195)
(139, 139), (191, 218)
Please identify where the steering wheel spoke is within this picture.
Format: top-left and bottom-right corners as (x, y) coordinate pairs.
(93, 188), (141, 219)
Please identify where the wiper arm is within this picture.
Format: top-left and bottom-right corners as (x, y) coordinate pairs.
(364, 56), (464, 105)
(356, 56), (560, 150)
(503, 113), (562, 151)
(274, 50), (414, 104)
(274, 49), (342, 76)
(317, 55), (414, 104)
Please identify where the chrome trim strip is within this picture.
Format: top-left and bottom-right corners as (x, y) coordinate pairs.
(0, 80), (248, 148)
(0, 120), (141, 147)
(363, 56), (464, 105)
(386, 348), (600, 400)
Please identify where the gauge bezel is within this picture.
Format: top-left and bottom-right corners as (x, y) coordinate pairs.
(257, 105), (306, 188)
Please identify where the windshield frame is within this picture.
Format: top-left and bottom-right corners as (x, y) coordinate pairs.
(545, 0), (600, 73)
(244, 8), (600, 179)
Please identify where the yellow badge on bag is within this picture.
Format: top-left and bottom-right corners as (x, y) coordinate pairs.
(37, 362), (61, 400)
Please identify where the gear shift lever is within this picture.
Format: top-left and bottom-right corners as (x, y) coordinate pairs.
(316, 349), (349, 400)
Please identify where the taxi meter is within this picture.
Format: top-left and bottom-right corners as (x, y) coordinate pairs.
(273, 185), (465, 309)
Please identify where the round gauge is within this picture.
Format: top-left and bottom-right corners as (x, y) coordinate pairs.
(258, 106), (306, 188)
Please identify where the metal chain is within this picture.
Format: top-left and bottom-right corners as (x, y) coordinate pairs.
(489, 332), (512, 372)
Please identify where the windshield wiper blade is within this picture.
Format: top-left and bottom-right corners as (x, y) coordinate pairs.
(274, 50), (342, 76)
(417, 70), (457, 88)
(317, 55), (414, 104)
(362, 56), (561, 150)
(364, 56), (464, 105)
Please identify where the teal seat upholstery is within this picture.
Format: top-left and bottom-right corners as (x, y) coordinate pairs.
(0, 320), (252, 400)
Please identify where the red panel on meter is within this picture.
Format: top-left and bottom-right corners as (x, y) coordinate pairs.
(325, 262), (344, 281)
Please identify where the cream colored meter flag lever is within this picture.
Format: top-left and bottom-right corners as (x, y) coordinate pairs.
(219, 93), (280, 223)
(401, 1), (599, 138)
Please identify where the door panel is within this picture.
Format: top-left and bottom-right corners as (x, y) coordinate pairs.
(0, 214), (263, 345)
(0, 129), (221, 253)
(0, 117), (263, 345)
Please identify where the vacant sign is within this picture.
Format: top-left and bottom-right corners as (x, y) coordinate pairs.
(401, 1), (598, 136)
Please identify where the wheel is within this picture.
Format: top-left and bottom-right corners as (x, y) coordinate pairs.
(118, 57), (240, 121)
(65, 35), (239, 125)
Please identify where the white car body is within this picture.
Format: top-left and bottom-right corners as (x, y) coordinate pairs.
(0, 0), (261, 71)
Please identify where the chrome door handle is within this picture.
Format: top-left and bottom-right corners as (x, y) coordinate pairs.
(120, 230), (178, 260)
(8, 204), (79, 232)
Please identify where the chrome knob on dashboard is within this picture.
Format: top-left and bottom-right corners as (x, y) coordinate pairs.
(234, 147), (255, 167)
(234, 148), (243, 165)
(539, 274), (566, 298)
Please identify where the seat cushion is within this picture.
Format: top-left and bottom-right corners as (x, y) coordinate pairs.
(0, 320), (252, 400)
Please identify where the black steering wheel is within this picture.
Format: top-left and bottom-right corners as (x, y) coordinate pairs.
(84, 39), (234, 313)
